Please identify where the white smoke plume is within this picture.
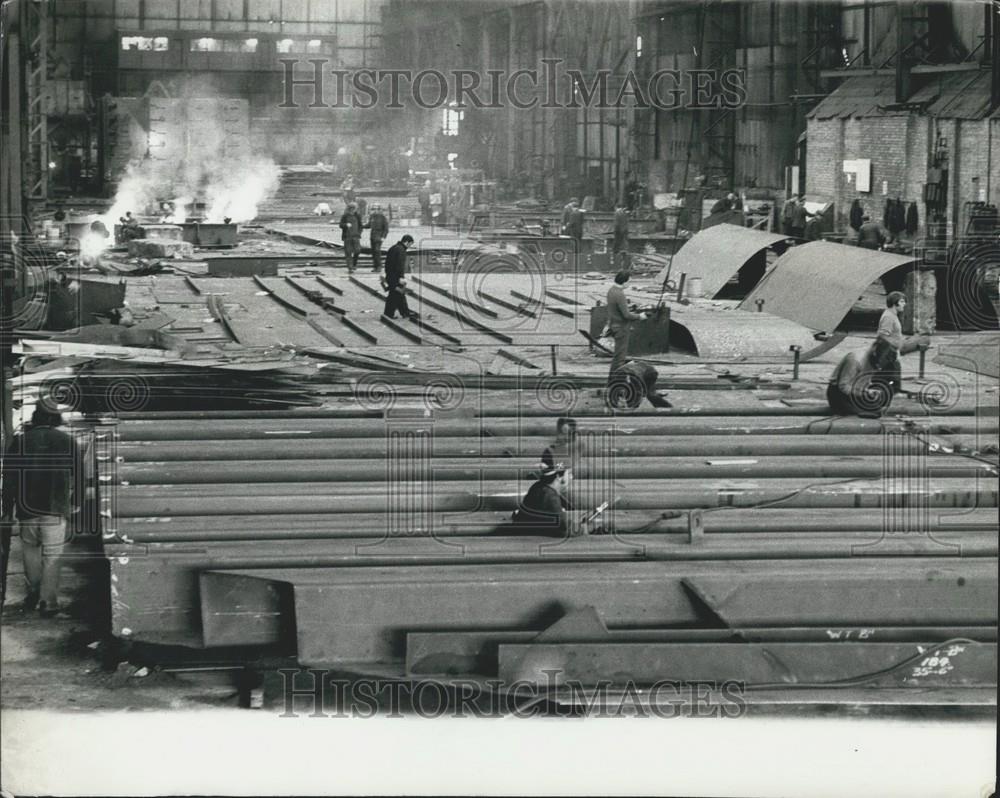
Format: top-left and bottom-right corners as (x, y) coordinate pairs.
(100, 88), (281, 231)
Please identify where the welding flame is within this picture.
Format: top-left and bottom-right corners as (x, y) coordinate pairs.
(80, 231), (109, 261)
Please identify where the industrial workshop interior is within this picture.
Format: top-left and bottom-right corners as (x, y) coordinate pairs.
(0, 0), (998, 795)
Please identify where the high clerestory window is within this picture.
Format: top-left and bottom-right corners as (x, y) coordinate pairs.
(190, 37), (222, 52)
(276, 38), (335, 54)
(122, 36), (169, 51)
(442, 103), (463, 136)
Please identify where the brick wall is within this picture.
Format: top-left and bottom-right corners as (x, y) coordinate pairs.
(807, 113), (996, 240)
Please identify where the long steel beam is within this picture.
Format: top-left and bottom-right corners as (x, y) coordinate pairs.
(405, 627), (1000, 677)
(107, 532), (996, 642)
(115, 507), (1000, 542)
(116, 455), (992, 484)
(112, 434), (996, 461)
(198, 558), (998, 662)
(497, 641), (998, 687)
(114, 478), (998, 517)
(110, 416), (998, 441)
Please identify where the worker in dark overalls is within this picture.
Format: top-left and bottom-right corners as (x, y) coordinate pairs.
(509, 462), (575, 537)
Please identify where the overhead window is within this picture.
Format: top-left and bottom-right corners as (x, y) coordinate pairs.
(122, 35), (166, 51)
(442, 104), (463, 136)
(190, 38), (222, 52)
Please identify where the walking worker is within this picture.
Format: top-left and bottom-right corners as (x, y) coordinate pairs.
(339, 201), (363, 272)
(367, 204), (389, 272)
(383, 234), (415, 320)
(1, 406), (82, 615)
(509, 462), (575, 538)
(606, 270), (648, 377)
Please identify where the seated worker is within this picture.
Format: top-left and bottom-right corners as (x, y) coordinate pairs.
(541, 418), (579, 473)
(509, 463), (576, 537)
(827, 338), (896, 417)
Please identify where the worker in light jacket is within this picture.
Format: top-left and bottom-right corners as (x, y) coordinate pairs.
(606, 270), (648, 378)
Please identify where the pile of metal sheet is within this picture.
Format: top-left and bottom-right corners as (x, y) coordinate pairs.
(91, 404), (999, 709)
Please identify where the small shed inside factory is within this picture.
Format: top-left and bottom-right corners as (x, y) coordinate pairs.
(804, 70), (999, 241)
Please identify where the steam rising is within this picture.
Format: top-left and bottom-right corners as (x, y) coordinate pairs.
(102, 91), (281, 230)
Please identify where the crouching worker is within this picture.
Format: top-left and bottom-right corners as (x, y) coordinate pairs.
(607, 361), (671, 410)
(509, 463), (578, 537)
(827, 338), (897, 417)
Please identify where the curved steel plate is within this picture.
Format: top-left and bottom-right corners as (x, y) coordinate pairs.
(668, 304), (817, 359)
(739, 241), (917, 333)
(656, 224), (790, 298)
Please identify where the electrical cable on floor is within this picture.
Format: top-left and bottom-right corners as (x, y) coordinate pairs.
(730, 637), (985, 691)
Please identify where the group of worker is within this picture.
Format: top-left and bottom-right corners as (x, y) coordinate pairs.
(827, 290), (929, 417)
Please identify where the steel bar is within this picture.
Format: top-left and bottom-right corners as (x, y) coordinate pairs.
(303, 317), (345, 347)
(544, 288), (584, 306)
(410, 276), (499, 318)
(511, 289), (574, 317)
(116, 455), (992, 484)
(252, 275), (308, 317)
(113, 434), (996, 461)
(205, 295), (240, 344)
(347, 275), (383, 299)
(315, 276), (344, 296)
(405, 287), (514, 344)
(497, 641), (998, 686)
(406, 627), (1000, 676)
(198, 558), (998, 662)
(110, 416), (998, 441)
(114, 507), (1000, 542)
(476, 289), (539, 318)
(379, 314), (423, 343)
(114, 478), (998, 517)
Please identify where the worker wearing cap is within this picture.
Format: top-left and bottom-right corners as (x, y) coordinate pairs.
(509, 462), (575, 537)
(367, 204), (389, 273)
(606, 270), (648, 379)
(339, 202), (362, 272)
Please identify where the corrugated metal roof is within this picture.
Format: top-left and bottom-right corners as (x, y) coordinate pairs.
(809, 71), (994, 121)
(908, 70), (993, 120)
(738, 241), (917, 333)
(657, 224), (791, 299)
(808, 75), (898, 120)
